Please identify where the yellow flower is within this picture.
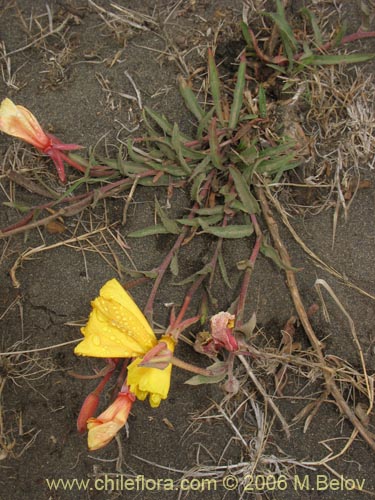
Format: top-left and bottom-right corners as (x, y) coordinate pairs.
(87, 392), (135, 451)
(127, 335), (175, 408)
(0, 98), (50, 150)
(0, 98), (84, 182)
(74, 279), (157, 358)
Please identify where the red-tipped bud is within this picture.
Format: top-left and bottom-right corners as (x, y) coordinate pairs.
(77, 392), (100, 433)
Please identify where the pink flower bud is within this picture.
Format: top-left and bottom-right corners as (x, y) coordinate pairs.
(210, 312), (238, 352)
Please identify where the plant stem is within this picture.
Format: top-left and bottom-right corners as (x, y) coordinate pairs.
(170, 356), (212, 376)
(144, 171), (215, 320)
(256, 184), (375, 452)
(236, 213), (263, 327)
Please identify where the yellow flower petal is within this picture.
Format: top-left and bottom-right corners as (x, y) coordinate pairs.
(74, 279), (157, 358)
(99, 279), (154, 338)
(75, 308), (153, 358)
(87, 393), (134, 450)
(127, 335), (175, 408)
(0, 98), (49, 150)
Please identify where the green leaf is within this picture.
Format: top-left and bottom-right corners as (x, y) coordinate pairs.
(114, 160), (149, 176)
(197, 107), (215, 139)
(208, 117), (223, 170)
(258, 84), (267, 118)
(177, 214), (223, 228)
(264, 0), (298, 66)
(67, 153), (91, 168)
(201, 222), (254, 239)
(190, 155), (212, 181)
(144, 106), (172, 134)
(229, 166), (259, 214)
(240, 21), (253, 48)
(218, 250), (232, 289)
(234, 313), (256, 339)
(229, 54), (246, 130)
(185, 361), (228, 385)
(300, 53), (375, 65)
(300, 7), (323, 46)
(257, 154), (298, 175)
(208, 49), (225, 126)
(171, 123), (191, 174)
(3, 201), (30, 213)
(196, 206), (224, 216)
(190, 172), (206, 203)
(173, 263), (212, 286)
(121, 267), (158, 279)
(260, 238), (299, 271)
(127, 224), (170, 237)
(178, 75), (204, 121)
(332, 21), (347, 48)
(258, 142), (295, 158)
(138, 176), (170, 186)
(155, 197), (181, 234)
(170, 252), (179, 276)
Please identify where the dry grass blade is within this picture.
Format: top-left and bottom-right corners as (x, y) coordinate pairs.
(268, 186), (375, 301)
(257, 184), (375, 452)
(238, 354), (290, 438)
(314, 279), (373, 412)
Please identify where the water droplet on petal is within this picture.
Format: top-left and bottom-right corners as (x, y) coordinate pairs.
(92, 336), (101, 346)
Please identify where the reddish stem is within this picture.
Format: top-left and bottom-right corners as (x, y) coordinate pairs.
(144, 171), (215, 320)
(236, 214), (263, 327)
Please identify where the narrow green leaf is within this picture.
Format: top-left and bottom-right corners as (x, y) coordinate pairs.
(258, 84), (267, 118)
(3, 201), (30, 212)
(177, 214), (223, 227)
(67, 153), (91, 167)
(332, 21), (347, 48)
(128, 224), (170, 237)
(208, 49), (225, 126)
(257, 153), (298, 174)
(201, 222), (254, 239)
(208, 117), (223, 170)
(122, 267), (158, 279)
(197, 107), (215, 139)
(170, 252), (179, 276)
(138, 176), (170, 186)
(185, 361), (227, 385)
(266, 0), (298, 50)
(229, 166), (259, 214)
(218, 250), (232, 289)
(127, 140), (187, 176)
(300, 7), (323, 46)
(190, 155), (211, 181)
(229, 54), (246, 130)
(196, 206), (224, 216)
(300, 53), (375, 65)
(260, 238), (299, 271)
(155, 197), (181, 234)
(144, 106), (173, 135)
(190, 172), (206, 203)
(178, 75), (204, 121)
(258, 142), (295, 158)
(240, 21), (253, 48)
(171, 123), (191, 174)
(173, 263), (212, 286)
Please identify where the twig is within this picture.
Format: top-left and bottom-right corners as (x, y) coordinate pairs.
(256, 185), (375, 452)
(238, 354), (290, 438)
(3, 16), (71, 57)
